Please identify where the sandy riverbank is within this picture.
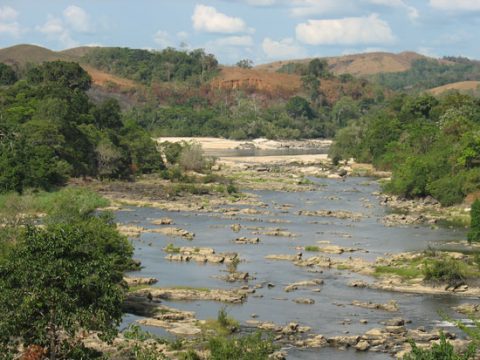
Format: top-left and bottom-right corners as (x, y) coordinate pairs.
(156, 137), (332, 151)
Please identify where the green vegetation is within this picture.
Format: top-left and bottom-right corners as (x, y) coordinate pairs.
(331, 91), (480, 206)
(208, 332), (277, 360)
(305, 245), (320, 252)
(83, 47), (218, 84)
(403, 332), (476, 360)
(423, 258), (467, 286)
(164, 243), (181, 253)
(468, 199), (480, 243)
(375, 251), (480, 287)
(375, 57), (480, 92)
(202, 308), (240, 337)
(0, 224), (127, 358)
(0, 61), (163, 193)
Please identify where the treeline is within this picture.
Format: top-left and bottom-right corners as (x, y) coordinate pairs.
(127, 59), (381, 140)
(374, 58), (480, 91)
(330, 91), (480, 205)
(82, 47), (218, 84)
(0, 61), (163, 193)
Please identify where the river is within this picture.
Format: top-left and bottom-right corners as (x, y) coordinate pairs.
(117, 176), (472, 359)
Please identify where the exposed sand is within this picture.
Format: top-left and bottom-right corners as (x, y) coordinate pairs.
(156, 137), (331, 151)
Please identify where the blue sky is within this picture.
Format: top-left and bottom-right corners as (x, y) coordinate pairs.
(1, 0), (480, 64)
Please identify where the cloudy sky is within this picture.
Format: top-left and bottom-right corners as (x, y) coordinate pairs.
(1, 0), (479, 64)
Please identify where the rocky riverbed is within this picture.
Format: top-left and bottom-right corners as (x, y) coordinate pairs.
(88, 140), (479, 359)
(108, 172), (479, 359)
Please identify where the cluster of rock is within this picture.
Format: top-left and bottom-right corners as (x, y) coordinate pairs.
(382, 213), (437, 226)
(298, 209), (364, 221)
(284, 279), (324, 292)
(253, 228), (297, 237)
(164, 246), (238, 264)
(131, 286), (248, 304)
(234, 237), (260, 244)
(148, 227), (195, 240)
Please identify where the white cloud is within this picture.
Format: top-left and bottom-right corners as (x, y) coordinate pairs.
(63, 5), (92, 33)
(290, 0), (353, 17)
(430, 0), (480, 11)
(37, 16), (78, 48)
(177, 31), (189, 40)
(296, 14), (395, 45)
(262, 37), (307, 59)
(153, 30), (172, 48)
(209, 35), (254, 47)
(192, 4), (250, 33)
(0, 6), (22, 37)
(369, 0), (419, 21)
(246, 0), (276, 6)
(0, 6), (18, 21)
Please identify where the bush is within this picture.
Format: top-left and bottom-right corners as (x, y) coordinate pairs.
(468, 200), (480, 243)
(178, 143), (213, 173)
(423, 258), (466, 287)
(427, 175), (465, 206)
(208, 332), (276, 360)
(403, 332), (476, 360)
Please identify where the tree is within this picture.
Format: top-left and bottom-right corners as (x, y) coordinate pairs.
(468, 199), (480, 243)
(236, 59), (253, 69)
(0, 225), (126, 359)
(307, 58), (330, 78)
(286, 96), (313, 119)
(0, 63), (17, 85)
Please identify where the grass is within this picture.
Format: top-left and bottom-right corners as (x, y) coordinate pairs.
(304, 245), (320, 252)
(375, 251), (480, 285)
(164, 243), (181, 253)
(201, 308), (239, 337)
(0, 187), (109, 217)
(374, 265), (423, 279)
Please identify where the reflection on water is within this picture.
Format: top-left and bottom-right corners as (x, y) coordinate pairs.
(117, 177), (471, 359)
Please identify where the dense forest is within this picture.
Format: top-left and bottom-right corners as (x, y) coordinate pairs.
(83, 47), (219, 84)
(0, 61), (163, 193)
(330, 91), (480, 205)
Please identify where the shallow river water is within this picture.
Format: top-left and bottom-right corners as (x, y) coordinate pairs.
(117, 177), (472, 359)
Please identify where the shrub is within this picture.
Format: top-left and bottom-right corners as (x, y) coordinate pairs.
(423, 258), (466, 287)
(468, 199), (480, 243)
(178, 143), (214, 173)
(403, 332), (476, 360)
(208, 332), (276, 360)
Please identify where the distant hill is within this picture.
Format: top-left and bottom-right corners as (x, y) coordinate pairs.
(255, 51), (434, 77)
(429, 80), (480, 95)
(0, 44), (74, 67)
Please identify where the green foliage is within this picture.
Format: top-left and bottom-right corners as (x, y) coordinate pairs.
(0, 61), (164, 193)
(83, 47), (218, 84)
(375, 57), (480, 92)
(285, 96), (314, 119)
(0, 63), (17, 85)
(305, 246), (320, 252)
(0, 224), (126, 358)
(208, 332), (277, 360)
(403, 332), (476, 360)
(423, 258), (466, 286)
(332, 91), (480, 205)
(468, 200), (480, 243)
(236, 59), (253, 69)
